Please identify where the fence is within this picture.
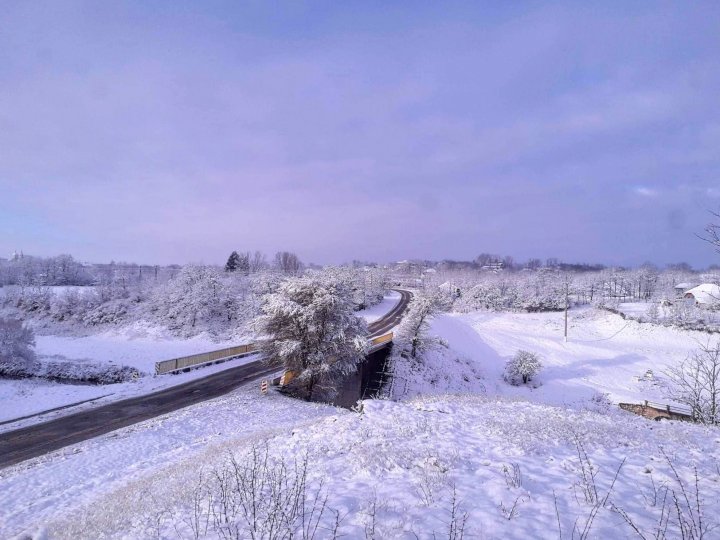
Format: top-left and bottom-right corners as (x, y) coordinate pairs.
(155, 343), (258, 375)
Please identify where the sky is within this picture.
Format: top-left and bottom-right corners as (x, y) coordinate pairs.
(1, 1), (719, 268)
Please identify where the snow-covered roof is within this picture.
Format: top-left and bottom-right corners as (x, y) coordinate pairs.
(684, 283), (720, 305)
(674, 282), (695, 289)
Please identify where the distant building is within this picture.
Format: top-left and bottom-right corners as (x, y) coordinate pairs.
(480, 261), (505, 272)
(674, 282), (696, 297)
(684, 284), (720, 307)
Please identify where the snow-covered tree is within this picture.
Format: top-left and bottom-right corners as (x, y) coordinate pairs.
(395, 291), (447, 358)
(0, 317), (36, 371)
(665, 341), (720, 424)
(322, 266), (388, 310)
(504, 350), (542, 385)
(255, 271), (368, 400)
(225, 251), (241, 272)
(151, 265), (237, 333)
(226, 251), (251, 275)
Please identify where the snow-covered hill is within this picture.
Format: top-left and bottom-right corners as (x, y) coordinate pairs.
(2, 306), (720, 539)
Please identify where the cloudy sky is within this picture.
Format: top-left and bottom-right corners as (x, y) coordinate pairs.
(1, 1), (719, 267)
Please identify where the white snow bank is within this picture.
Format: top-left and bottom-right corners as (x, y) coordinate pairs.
(20, 394), (720, 539)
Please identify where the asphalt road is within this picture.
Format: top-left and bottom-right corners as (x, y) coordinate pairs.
(368, 288), (413, 337)
(0, 288), (412, 470)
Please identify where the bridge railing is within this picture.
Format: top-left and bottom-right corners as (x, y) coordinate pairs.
(155, 332), (396, 376)
(155, 343), (258, 375)
(643, 400), (693, 417)
(369, 332), (394, 350)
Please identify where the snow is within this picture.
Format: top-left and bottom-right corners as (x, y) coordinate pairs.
(3, 305), (720, 538)
(438, 306), (715, 407)
(357, 290), (401, 323)
(34, 329), (241, 374)
(5, 392), (719, 539)
(0, 328), (254, 429)
(0, 384), (334, 538)
(0, 354), (260, 431)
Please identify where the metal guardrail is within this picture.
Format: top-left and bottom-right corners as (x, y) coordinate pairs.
(155, 332), (396, 376)
(643, 400), (693, 416)
(155, 343), (258, 375)
(369, 332), (394, 350)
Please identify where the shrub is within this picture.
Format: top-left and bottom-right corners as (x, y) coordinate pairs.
(0, 316), (36, 371)
(504, 350), (542, 386)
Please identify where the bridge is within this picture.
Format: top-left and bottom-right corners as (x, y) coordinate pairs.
(619, 400), (694, 422)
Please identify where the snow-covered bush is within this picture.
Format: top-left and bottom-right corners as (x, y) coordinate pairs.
(644, 301), (660, 323)
(3, 357), (141, 383)
(81, 297), (132, 326)
(12, 285), (53, 313)
(0, 316), (36, 373)
(504, 350), (542, 386)
(49, 288), (85, 322)
(255, 270), (368, 401)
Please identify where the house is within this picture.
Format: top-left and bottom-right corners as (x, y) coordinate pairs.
(683, 284), (720, 307)
(674, 282), (696, 296)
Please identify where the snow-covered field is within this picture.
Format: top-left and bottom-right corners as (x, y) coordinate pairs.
(3, 304), (720, 539)
(5, 390), (719, 539)
(35, 329), (240, 374)
(443, 306), (712, 407)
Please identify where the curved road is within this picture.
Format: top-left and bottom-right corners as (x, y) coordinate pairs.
(0, 289), (412, 469)
(368, 288), (412, 338)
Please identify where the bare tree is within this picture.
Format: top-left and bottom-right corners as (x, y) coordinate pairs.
(274, 251), (303, 275)
(665, 341), (720, 424)
(700, 209), (720, 254)
(249, 251), (268, 273)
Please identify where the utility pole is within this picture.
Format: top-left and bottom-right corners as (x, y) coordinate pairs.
(564, 276), (569, 342)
